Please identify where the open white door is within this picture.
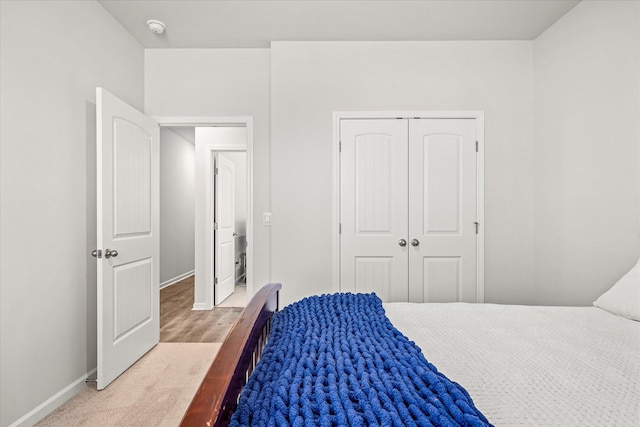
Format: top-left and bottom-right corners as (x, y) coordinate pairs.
(214, 153), (235, 305)
(96, 88), (159, 390)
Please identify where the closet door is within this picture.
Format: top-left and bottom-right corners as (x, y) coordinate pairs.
(340, 119), (409, 302)
(408, 119), (477, 302)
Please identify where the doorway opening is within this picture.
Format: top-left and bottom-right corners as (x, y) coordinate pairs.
(157, 125), (197, 340)
(155, 116), (254, 313)
(209, 149), (248, 308)
(157, 126), (246, 343)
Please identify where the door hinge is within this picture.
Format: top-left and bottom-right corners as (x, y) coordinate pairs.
(91, 249), (102, 259)
(339, 223), (342, 234)
(339, 141), (342, 153)
(476, 141), (479, 152)
(214, 222), (218, 230)
(214, 167), (219, 175)
(474, 222), (479, 234)
(214, 277), (218, 285)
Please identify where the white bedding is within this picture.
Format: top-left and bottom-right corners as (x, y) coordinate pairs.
(383, 303), (640, 426)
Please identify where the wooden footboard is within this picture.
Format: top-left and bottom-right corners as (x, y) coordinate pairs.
(180, 283), (282, 427)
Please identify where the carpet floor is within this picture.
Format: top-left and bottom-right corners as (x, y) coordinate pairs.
(36, 343), (220, 426)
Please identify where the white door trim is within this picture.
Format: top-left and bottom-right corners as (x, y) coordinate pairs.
(332, 111), (485, 302)
(153, 116), (254, 310)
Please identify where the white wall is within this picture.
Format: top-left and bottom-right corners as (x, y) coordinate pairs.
(145, 49), (271, 294)
(0, 1), (144, 426)
(160, 128), (195, 286)
(270, 41), (535, 305)
(533, 1), (640, 305)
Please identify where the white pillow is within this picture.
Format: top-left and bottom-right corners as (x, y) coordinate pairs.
(593, 258), (640, 321)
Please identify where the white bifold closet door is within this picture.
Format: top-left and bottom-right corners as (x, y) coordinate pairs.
(340, 118), (478, 303)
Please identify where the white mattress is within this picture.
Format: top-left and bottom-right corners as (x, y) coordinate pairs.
(383, 303), (640, 426)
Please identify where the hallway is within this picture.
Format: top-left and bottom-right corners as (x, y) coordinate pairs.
(160, 276), (242, 342)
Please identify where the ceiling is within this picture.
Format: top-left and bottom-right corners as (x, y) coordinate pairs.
(98, 0), (581, 49)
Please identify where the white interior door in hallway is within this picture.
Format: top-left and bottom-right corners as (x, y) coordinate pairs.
(214, 153), (236, 305)
(340, 117), (481, 303)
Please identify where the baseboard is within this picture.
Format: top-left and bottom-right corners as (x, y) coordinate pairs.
(9, 368), (97, 427)
(192, 302), (208, 310)
(160, 270), (195, 290)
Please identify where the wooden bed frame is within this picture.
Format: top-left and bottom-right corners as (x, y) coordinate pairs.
(180, 283), (282, 427)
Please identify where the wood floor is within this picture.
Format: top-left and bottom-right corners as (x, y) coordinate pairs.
(160, 275), (243, 343)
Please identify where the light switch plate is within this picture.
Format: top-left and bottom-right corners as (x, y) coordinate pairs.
(263, 212), (272, 226)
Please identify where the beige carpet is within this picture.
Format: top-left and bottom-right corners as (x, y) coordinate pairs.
(36, 343), (220, 426)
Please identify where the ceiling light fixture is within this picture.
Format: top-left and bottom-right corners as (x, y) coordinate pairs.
(146, 19), (166, 35)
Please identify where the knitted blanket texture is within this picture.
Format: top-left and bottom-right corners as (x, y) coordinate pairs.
(230, 293), (492, 427)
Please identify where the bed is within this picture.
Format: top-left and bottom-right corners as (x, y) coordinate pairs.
(180, 266), (640, 426)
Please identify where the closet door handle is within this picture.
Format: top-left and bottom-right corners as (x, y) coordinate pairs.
(410, 239), (420, 247)
(398, 239), (407, 247)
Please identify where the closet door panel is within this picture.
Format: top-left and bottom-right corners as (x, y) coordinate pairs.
(408, 119), (477, 303)
(340, 119), (409, 302)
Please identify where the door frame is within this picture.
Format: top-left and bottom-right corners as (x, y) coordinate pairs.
(154, 116), (254, 310)
(332, 111), (485, 302)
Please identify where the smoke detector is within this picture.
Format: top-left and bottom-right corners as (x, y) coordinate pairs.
(146, 19), (166, 35)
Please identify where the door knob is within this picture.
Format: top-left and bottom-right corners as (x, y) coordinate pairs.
(411, 239), (420, 247)
(104, 249), (118, 259)
(398, 239), (407, 247)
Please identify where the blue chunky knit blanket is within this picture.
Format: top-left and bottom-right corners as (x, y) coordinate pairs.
(230, 293), (492, 427)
